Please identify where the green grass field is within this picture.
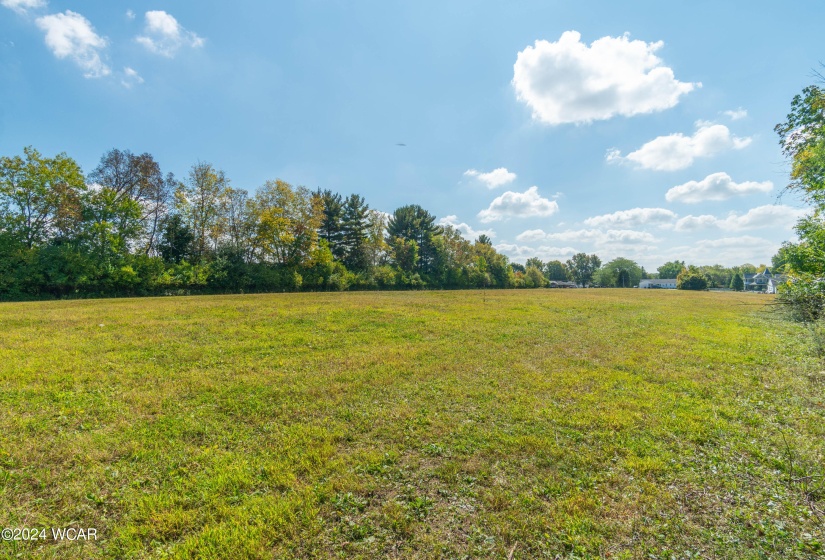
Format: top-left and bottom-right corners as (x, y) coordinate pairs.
(0, 290), (823, 559)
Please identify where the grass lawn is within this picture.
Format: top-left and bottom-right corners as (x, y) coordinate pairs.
(0, 289), (823, 559)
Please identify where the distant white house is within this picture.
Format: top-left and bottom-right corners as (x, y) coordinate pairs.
(639, 279), (677, 289)
(766, 276), (787, 294)
(745, 268), (786, 293)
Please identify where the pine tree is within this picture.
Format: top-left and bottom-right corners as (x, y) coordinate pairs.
(317, 190), (346, 261)
(341, 193), (371, 272)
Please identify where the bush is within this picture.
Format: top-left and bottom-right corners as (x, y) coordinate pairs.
(777, 275), (825, 322)
(677, 267), (709, 291)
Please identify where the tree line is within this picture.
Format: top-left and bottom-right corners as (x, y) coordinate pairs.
(0, 146), (767, 300)
(0, 147), (520, 299)
(518, 256), (759, 291)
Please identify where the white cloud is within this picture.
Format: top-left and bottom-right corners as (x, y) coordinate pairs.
(478, 186), (559, 222)
(517, 228), (656, 246)
(371, 209), (392, 225)
(35, 11), (110, 78)
(463, 167), (516, 189)
(515, 229), (548, 242)
(666, 172), (773, 203)
(583, 207), (677, 228)
(674, 205), (806, 232)
(512, 30), (698, 125)
(723, 108), (747, 120)
(495, 243), (579, 263)
(1, 0), (45, 14)
(608, 122), (752, 171)
(438, 215), (496, 241)
(664, 236), (780, 267)
(120, 66), (144, 88)
(136, 10), (204, 57)
(126, 9), (135, 20)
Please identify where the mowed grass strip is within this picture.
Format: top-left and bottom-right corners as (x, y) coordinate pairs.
(0, 290), (822, 559)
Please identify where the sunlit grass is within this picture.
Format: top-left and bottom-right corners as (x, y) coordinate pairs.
(0, 290), (822, 558)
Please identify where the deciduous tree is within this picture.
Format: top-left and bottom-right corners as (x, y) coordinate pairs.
(566, 253), (601, 286)
(0, 147), (86, 248)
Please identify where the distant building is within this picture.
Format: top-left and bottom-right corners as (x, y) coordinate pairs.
(639, 279), (677, 289)
(766, 276), (787, 294)
(547, 280), (577, 288)
(744, 268), (786, 292)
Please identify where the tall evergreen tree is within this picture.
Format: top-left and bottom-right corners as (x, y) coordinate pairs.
(387, 204), (438, 274)
(341, 193), (371, 272)
(317, 189), (346, 261)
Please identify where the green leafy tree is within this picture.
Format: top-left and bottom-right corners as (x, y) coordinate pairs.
(657, 260), (685, 279)
(217, 187), (254, 259)
(391, 237), (419, 274)
(476, 234), (492, 246)
(472, 241), (514, 288)
(524, 265), (547, 288)
(387, 205), (438, 275)
(566, 253), (601, 286)
(677, 266), (709, 290)
(0, 146), (86, 249)
(525, 257), (544, 271)
(772, 83), (825, 319)
(365, 209), (389, 268)
(157, 214), (194, 264)
(250, 180), (322, 267)
(730, 273), (744, 291)
(734, 263), (757, 276)
(697, 264), (732, 288)
(176, 162), (230, 262)
(89, 149), (173, 255)
(80, 187), (143, 275)
(545, 260), (569, 281)
(775, 85), (825, 205)
(595, 257), (644, 288)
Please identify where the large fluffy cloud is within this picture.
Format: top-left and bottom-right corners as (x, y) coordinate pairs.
(512, 31), (698, 125)
(674, 205), (806, 232)
(477, 186), (559, 222)
(607, 122), (751, 171)
(438, 215), (496, 241)
(583, 207), (677, 228)
(1, 0), (45, 13)
(136, 10), (204, 57)
(35, 11), (110, 78)
(463, 167), (516, 189)
(666, 172), (773, 203)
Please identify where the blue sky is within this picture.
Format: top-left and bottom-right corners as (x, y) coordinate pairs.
(0, 1), (820, 269)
